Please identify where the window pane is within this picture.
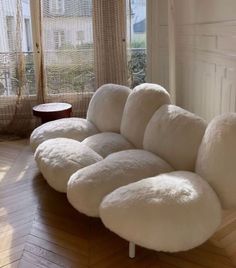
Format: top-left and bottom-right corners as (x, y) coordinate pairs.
(127, 0), (147, 88)
(0, 0), (35, 96)
(42, 0), (95, 94)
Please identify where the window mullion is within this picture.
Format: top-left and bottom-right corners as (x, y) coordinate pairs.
(30, 0), (45, 102)
(168, 0), (176, 103)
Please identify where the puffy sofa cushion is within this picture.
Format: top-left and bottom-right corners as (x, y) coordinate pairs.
(35, 138), (103, 193)
(30, 118), (98, 151)
(120, 83), (171, 148)
(196, 113), (236, 209)
(87, 84), (131, 132)
(143, 105), (206, 171)
(100, 171), (222, 252)
(81, 132), (135, 158)
(67, 149), (173, 217)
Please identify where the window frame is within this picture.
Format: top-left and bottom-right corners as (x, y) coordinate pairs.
(49, 0), (65, 16)
(53, 29), (65, 49)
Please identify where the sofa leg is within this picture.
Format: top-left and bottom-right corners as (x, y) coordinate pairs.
(129, 241), (135, 258)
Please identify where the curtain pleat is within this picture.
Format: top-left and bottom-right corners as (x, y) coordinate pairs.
(93, 0), (128, 87)
(35, 0), (46, 104)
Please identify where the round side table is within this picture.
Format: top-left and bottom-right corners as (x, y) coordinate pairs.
(33, 102), (72, 124)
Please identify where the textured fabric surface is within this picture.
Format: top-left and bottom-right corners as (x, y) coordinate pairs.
(143, 105), (206, 171)
(35, 138), (103, 193)
(87, 84), (131, 132)
(93, 1), (128, 88)
(100, 171), (222, 252)
(196, 113), (236, 209)
(67, 149), (173, 217)
(120, 83), (171, 148)
(82, 132), (135, 157)
(30, 118), (98, 151)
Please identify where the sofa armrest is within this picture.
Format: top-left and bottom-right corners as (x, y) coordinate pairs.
(30, 117), (98, 151)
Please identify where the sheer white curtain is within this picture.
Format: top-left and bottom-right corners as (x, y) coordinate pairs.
(93, 0), (128, 88)
(40, 0), (94, 117)
(0, 0), (37, 137)
(93, 0), (147, 89)
(0, 0), (95, 136)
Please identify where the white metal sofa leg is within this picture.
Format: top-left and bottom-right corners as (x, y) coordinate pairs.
(129, 241), (136, 258)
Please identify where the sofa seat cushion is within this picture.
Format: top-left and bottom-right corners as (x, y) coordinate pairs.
(35, 138), (103, 193)
(67, 149), (173, 217)
(100, 171), (222, 252)
(30, 118), (98, 151)
(81, 132), (135, 158)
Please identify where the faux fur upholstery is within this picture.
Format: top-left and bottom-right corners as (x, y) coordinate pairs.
(81, 132), (135, 158)
(35, 138), (103, 193)
(87, 84), (131, 132)
(196, 114), (236, 209)
(143, 105), (206, 171)
(30, 118), (98, 151)
(67, 149), (173, 217)
(100, 171), (222, 252)
(120, 83), (171, 148)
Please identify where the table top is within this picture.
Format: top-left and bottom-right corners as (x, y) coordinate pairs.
(33, 103), (72, 113)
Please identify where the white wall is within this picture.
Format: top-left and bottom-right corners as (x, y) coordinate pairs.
(147, 0), (169, 89)
(174, 0), (236, 121)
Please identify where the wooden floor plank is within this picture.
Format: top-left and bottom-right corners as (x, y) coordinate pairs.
(1, 261), (20, 268)
(18, 259), (39, 268)
(0, 249), (23, 267)
(21, 251), (63, 268)
(0, 235), (28, 253)
(24, 243), (84, 268)
(27, 235), (88, 267)
(172, 249), (233, 268)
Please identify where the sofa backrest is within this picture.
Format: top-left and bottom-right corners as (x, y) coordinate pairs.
(196, 113), (236, 209)
(120, 83), (171, 148)
(143, 104), (206, 171)
(87, 84), (131, 132)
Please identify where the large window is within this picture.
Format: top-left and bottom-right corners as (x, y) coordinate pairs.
(0, 0), (146, 97)
(0, 0), (147, 135)
(127, 0), (147, 88)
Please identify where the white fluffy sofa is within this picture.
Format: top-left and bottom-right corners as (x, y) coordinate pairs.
(31, 83), (236, 256)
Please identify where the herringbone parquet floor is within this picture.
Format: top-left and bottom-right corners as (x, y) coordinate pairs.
(0, 140), (235, 268)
